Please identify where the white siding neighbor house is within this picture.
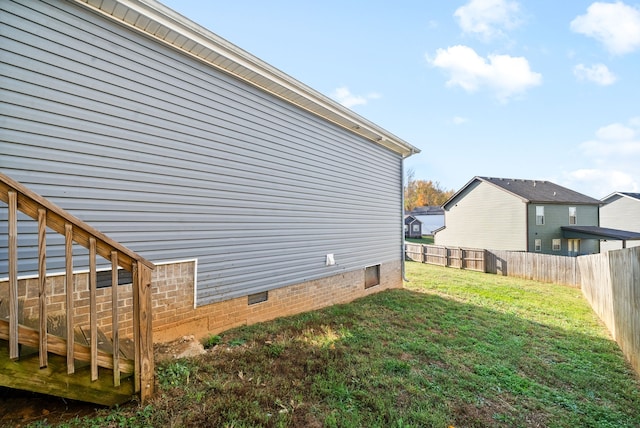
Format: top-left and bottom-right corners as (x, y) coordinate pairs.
(1, 0), (419, 340)
(600, 192), (640, 251)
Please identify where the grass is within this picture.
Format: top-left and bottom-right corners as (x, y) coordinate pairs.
(33, 262), (640, 427)
(405, 236), (434, 245)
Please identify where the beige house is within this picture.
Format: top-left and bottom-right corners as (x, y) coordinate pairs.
(600, 192), (640, 251)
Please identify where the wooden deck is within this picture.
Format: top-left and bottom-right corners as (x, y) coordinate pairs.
(0, 339), (135, 406)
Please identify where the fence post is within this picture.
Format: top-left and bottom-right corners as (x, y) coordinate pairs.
(483, 249), (487, 273)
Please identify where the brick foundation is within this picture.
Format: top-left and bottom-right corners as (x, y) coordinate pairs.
(152, 259), (402, 342)
(0, 259), (402, 344)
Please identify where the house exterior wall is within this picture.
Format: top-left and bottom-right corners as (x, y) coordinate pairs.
(526, 204), (599, 255)
(600, 195), (640, 251)
(435, 181), (527, 250)
(0, 0), (404, 306)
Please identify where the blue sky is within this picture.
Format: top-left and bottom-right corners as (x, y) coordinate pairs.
(161, 0), (640, 199)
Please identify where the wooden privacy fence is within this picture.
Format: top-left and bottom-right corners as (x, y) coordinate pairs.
(485, 250), (580, 287)
(406, 244), (580, 287)
(405, 243), (486, 272)
(0, 173), (155, 405)
(578, 247), (640, 377)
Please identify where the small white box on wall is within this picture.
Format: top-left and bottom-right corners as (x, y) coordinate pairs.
(326, 254), (335, 266)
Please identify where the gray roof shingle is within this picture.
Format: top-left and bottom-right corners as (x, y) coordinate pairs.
(479, 177), (600, 204)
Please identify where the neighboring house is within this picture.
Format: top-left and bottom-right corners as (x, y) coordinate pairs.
(408, 206), (444, 235)
(435, 177), (602, 256)
(404, 215), (422, 238)
(0, 0), (419, 339)
(600, 192), (640, 251)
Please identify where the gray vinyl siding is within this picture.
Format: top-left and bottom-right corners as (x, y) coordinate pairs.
(0, 0), (403, 305)
(435, 181), (526, 250)
(527, 204), (599, 255)
(600, 196), (640, 251)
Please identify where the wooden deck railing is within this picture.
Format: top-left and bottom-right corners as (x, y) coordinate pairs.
(0, 173), (155, 402)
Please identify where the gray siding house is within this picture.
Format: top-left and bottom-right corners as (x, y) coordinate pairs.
(435, 177), (601, 256)
(404, 215), (422, 238)
(1, 0), (418, 330)
(600, 192), (640, 251)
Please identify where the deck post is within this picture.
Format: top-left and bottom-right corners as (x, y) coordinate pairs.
(8, 191), (18, 360)
(134, 263), (154, 402)
(38, 208), (48, 368)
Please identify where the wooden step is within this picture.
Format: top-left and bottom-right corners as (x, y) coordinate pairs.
(0, 339), (135, 406)
(0, 319), (134, 373)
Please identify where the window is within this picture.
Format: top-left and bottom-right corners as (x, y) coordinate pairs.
(569, 207), (577, 225)
(364, 264), (380, 289)
(552, 239), (561, 251)
(412, 224), (420, 232)
(536, 206), (545, 225)
(534, 239), (542, 252)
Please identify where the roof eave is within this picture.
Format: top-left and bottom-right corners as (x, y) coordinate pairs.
(74, 0), (420, 158)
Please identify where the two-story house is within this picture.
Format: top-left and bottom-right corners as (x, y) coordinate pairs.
(435, 177), (602, 256)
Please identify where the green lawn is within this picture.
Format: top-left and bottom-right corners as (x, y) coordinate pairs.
(405, 236), (434, 245)
(38, 262), (640, 427)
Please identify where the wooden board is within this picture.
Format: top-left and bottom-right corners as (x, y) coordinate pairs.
(0, 339), (135, 406)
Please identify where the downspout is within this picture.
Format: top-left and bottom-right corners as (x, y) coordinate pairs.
(401, 157), (409, 282)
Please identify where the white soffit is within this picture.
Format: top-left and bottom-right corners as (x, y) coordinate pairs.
(74, 0), (420, 158)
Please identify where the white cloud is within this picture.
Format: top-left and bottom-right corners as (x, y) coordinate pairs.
(564, 169), (638, 197)
(454, 0), (522, 41)
(428, 45), (541, 102)
(331, 87), (380, 108)
(573, 63), (617, 85)
(570, 2), (640, 55)
(566, 118), (640, 196)
(595, 123), (635, 141)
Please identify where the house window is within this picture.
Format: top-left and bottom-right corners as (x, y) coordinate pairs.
(364, 264), (380, 289)
(569, 207), (577, 225)
(534, 239), (542, 252)
(552, 239), (561, 251)
(412, 224), (420, 232)
(536, 206), (545, 225)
